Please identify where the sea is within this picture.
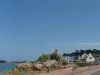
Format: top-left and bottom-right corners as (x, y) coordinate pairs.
(0, 64), (16, 75)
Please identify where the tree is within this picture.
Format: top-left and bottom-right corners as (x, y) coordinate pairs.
(80, 50), (85, 55)
(63, 53), (67, 57)
(50, 49), (61, 61)
(63, 53), (70, 61)
(0, 60), (7, 63)
(85, 49), (93, 54)
(93, 49), (100, 54)
(75, 50), (80, 56)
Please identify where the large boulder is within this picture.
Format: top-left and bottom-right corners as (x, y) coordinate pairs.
(44, 60), (58, 68)
(33, 62), (44, 71)
(43, 60), (58, 72)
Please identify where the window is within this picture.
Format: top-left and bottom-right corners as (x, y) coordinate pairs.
(89, 57), (92, 59)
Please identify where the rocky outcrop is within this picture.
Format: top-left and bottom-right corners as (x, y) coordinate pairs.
(4, 60), (68, 75)
(43, 60), (58, 72)
(32, 62), (44, 71)
(16, 62), (33, 70)
(4, 68), (19, 75)
(32, 60), (59, 72)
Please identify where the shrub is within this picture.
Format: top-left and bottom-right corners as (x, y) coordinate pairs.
(59, 55), (67, 65)
(61, 58), (67, 65)
(38, 54), (50, 62)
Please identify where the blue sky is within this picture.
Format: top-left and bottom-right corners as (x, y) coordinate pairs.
(0, 0), (100, 61)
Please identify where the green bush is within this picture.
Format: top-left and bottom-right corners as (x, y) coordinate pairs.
(38, 54), (50, 62)
(59, 55), (67, 65)
(61, 58), (67, 65)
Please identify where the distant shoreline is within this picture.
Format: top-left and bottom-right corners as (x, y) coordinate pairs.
(0, 62), (20, 65)
(0, 61), (28, 64)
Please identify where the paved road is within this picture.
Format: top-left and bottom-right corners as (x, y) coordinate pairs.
(74, 68), (100, 75)
(91, 71), (100, 75)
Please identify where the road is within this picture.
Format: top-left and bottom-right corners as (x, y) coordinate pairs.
(75, 67), (100, 75)
(91, 71), (100, 75)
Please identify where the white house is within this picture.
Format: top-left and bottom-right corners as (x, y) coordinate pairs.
(86, 53), (95, 62)
(82, 53), (88, 60)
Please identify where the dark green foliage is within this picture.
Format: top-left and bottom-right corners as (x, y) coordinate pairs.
(85, 49), (93, 54)
(80, 50), (85, 56)
(63, 53), (67, 57)
(50, 49), (61, 61)
(63, 49), (100, 58)
(63, 53), (70, 57)
(0, 60), (7, 63)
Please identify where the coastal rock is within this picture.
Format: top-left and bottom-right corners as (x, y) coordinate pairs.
(4, 68), (19, 75)
(43, 60), (58, 72)
(17, 62), (33, 70)
(44, 60), (58, 67)
(33, 63), (44, 71)
(4, 60), (68, 75)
